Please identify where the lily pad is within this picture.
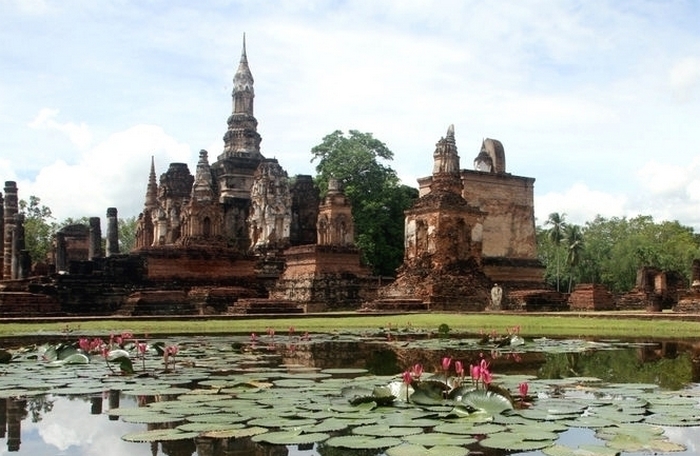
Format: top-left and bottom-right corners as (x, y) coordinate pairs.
(324, 435), (402, 449)
(385, 443), (470, 456)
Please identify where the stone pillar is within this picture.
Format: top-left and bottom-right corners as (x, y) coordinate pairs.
(692, 259), (700, 288)
(6, 398), (25, 452)
(11, 214), (25, 279)
(19, 250), (30, 279)
(105, 207), (119, 257)
(3, 182), (18, 280)
(55, 232), (66, 272)
(89, 217), (102, 259)
(0, 192), (4, 280)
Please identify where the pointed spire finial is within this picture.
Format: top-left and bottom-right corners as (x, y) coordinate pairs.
(241, 32), (248, 63)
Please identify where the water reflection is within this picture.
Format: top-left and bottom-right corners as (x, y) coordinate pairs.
(0, 337), (698, 455)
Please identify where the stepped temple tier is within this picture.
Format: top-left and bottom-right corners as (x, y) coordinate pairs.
(6, 35), (678, 316)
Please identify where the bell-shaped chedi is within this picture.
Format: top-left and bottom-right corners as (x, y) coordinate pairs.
(269, 177), (376, 312)
(378, 126), (492, 311)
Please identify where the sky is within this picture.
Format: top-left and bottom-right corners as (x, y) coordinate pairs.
(2, 0), (700, 231)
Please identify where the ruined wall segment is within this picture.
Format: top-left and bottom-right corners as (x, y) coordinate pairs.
(179, 150), (224, 244)
(380, 126), (492, 311)
(290, 175), (319, 246)
(248, 159), (292, 251)
(3, 182), (18, 280)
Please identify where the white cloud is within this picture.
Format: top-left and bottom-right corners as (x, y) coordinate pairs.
(669, 56), (700, 101)
(637, 160), (689, 196)
(28, 108), (93, 150)
(21, 395), (146, 456)
(22, 124), (193, 223)
(535, 183), (628, 226)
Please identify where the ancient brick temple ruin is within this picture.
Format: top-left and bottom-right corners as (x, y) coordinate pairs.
(372, 125), (555, 311)
(0, 37), (568, 316)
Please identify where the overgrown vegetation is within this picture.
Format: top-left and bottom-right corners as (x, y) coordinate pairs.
(18, 196), (137, 264)
(538, 213), (700, 293)
(311, 130), (418, 276)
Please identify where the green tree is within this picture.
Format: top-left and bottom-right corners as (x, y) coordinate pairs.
(18, 196), (56, 264)
(564, 224), (584, 292)
(545, 212), (567, 291)
(119, 216), (138, 253)
(311, 130), (418, 276)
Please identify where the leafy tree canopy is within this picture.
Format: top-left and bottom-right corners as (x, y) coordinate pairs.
(19, 196), (55, 264)
(311, 130), (418, 276)
(537, 214), (700, 293)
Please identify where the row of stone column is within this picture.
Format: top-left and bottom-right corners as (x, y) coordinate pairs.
(1, 180), (121, 280)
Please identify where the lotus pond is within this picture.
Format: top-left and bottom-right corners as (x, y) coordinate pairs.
(0, 326), (699, 456)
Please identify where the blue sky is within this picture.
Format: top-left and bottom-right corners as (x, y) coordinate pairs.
(2, 0), (700, 230)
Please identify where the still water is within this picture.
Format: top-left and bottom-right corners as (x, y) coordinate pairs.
(0, 334), (698, 456)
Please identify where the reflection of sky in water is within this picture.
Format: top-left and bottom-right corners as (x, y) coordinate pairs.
(0, 395), (148, 456)
(0, 390), (698, 456)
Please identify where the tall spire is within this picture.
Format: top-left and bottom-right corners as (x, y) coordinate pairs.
(191, 150), (216, 202)
(144, 156), (158, 211)
(219, 33), (262, 160)
(233, 33), (254, 115)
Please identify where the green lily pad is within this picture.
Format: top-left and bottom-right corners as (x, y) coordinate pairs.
(122, 429), (200, 442)
(251, 429), (329, 444)
(324, 435), (402, 449)
(385, 443), (470, 456)
(352, 425), (424, 437)
(542, 443), (623, 456)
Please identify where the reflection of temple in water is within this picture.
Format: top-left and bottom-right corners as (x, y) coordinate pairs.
(0, 337), (699, 454)
(3, 398), (26, 452)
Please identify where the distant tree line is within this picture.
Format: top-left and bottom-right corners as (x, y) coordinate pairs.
(538, 212), (700, 293)
(19, 130), (699, 293)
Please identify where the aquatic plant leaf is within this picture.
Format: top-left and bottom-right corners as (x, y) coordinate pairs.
(122, 412), (185, 424)
(402, 432), (476, 446)
(459, 389), (514, 415)
(569, 416), (614, 428)
(184, 413), (248, 424)
(301, 417), (351, 433)
(385, 443), (470, 456)
(352, 425), (423, 437)
(321, 368), (368, 375)
(542, 443), (620, 456)
(324, 435), (402, 449)
(479, 431), (554, 451)
(247, 416), (317, 428)
(177, 422), (244, 432)
(200, 426), (269, 439)
(61, 353), (90, 364)
(409, 380), (449, 406)
(433, 422), (505, 435)
(251, 429), (329, 444)
(122, 429), (200, 442)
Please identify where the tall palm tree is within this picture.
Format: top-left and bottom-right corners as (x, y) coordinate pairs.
(545, 212), (567, 292)
(564, 224), (584, 293)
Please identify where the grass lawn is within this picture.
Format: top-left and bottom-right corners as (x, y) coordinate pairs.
(1, 312), (699, 339)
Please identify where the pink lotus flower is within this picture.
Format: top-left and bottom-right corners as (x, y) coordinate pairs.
(163, 344), (179, 371)
(78, 338), (91, 353)
(455, 360), (464, 378)
(441, 357), (452, 372)
(411, 363), (423, 379)
(518, 382), (529, 398)
(402, 370), (413, 402)
(470, 364), (481, 382)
